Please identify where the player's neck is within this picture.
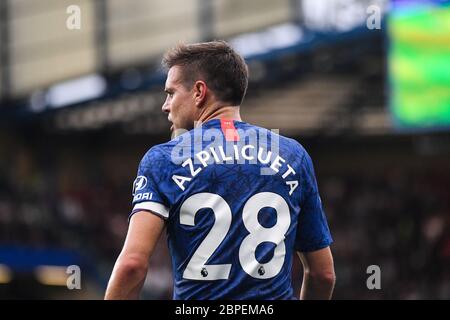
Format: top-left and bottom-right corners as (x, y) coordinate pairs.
(196, 105), (242, 127)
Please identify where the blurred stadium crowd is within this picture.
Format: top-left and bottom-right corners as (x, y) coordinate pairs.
(1, 128), (449, 299)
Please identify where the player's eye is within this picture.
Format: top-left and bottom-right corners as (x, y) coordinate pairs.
(164, 89), (174, 98)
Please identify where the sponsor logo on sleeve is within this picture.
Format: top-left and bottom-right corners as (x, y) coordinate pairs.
(132, 176), (148, 195)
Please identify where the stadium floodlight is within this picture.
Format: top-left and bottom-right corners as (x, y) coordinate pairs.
(34, 265), (70, 287)
(46, 74), (107, 109)
(230, 23), (303, 58)
(0, 264), (13, 284)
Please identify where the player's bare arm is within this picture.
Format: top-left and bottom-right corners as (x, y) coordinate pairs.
(105, 211), (165, 300)
(297, 247), (336, 300)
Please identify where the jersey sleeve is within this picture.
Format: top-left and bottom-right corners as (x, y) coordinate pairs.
(129, 147), (170, 221)
(295, 150), (333, 252)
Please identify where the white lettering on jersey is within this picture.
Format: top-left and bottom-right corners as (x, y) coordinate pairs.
(172, 175), (192, 191)
(270, 155), (286, 173)
(282, 164), (296, 179)
(241, 145), (255, 161)
(133, 192), (153, 202)
(182, 158), (202, 177)
(171, 145), (299, 195)
(196, 151), (210, 167)
(257, 148), (272, 164)
(286, 180), (299, 196)
(209, 147), (221, 162)
(218, 146), (233, 161)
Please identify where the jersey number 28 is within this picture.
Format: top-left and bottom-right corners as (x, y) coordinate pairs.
(180, 192), (290, 280)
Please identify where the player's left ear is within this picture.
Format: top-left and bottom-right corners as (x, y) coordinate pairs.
(193, 81), (207, 107)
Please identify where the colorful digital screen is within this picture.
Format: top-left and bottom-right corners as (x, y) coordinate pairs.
(389, 0), (450, 130)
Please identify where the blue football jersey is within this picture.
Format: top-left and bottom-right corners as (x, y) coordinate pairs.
(130, 119), (332, 300)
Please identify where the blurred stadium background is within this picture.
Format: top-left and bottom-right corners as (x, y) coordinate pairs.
(0, 0), (449, 299)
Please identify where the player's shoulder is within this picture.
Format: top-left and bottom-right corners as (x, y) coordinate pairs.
(139, 132), (190, 167)
(281, 136), (310, 167)
(139, 143), (170, 168)
(247, 122), (299, 143)
(280, 134), (306, 153)
(286, 136), (309, 159)
(249, 122), (308, 157)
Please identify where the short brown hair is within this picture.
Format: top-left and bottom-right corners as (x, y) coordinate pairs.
(162, 41), (249, 106)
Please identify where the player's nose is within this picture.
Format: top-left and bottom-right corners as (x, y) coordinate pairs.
(162, 101), (170, 114)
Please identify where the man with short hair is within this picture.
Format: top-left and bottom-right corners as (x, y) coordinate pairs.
(105, 41), (335, 300)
